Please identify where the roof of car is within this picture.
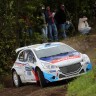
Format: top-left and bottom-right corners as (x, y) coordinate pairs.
(15, 42), (64, 53)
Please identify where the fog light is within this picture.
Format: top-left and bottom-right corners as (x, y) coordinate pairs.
(52, 76), (55, 79)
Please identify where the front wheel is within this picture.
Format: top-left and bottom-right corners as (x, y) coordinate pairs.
(12, 71), (22, 87)
(37, 69), (46, 88)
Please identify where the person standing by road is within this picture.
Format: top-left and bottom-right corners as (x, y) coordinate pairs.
(39, 6), (48, 42)
(55, 4), (67, 39)
(45, 6), (58, 41)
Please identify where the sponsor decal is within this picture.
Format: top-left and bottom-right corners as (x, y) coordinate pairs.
(51, 55), (81, 63)
(26, 71), (31, 75)
(15, 62), (26, 67)
(49, 70), (56, 73)
(25, 67), (31, 71)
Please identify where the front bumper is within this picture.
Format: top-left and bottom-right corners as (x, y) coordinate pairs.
(43, 62), (92, 82)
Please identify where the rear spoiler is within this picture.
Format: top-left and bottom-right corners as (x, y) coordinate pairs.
(15, 45), (33, 53)
(15, 47), (25, 53)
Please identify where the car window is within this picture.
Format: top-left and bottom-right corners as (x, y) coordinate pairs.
(18, 50), (36, 63)
(18, 51), (25, 62)
(18, 50), (29, 62)
(26, 50), (36, 63)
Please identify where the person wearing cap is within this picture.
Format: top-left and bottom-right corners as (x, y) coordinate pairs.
(45, 6), (58, 41)
(55, 4), (67, 39)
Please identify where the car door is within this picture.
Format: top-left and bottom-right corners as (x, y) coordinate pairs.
(24, 50), (36, 82)
(15, 50), (27, 81)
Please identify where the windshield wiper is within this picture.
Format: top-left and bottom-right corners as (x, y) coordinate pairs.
(57, 52), (69, 55)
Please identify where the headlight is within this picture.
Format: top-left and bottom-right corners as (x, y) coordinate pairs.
(82, 54), (90, 63)
(41, 62), (58, 69)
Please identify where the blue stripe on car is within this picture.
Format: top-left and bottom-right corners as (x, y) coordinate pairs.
(40, 51), (79, 62)
(43, 72), (59, 82)
(86, 63), (92, 70)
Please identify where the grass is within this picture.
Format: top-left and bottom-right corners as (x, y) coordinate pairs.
(66, 35), (96, 96)
(67, 67), (96, 96)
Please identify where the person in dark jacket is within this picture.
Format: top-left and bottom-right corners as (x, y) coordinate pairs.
(55, 4), (67, 39)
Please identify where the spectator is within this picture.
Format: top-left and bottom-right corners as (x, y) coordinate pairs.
(52, 8), (58, 25)
(78, 15), (91, 35)
(39, 6), (48, 42)
(55, 4), (67, 39)
(45, 6), (58, 41)
(52, 8), (57, 17)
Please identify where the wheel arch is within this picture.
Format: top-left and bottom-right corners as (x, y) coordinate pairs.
(34, 66), (43, 81)
(35, 66), (41, 72)
(12, 68), (23, 76)
(12, 68), (16, 76)
(12, 69), (22, 87)
(35, 66), (46, 87)
(12, 68), (15, 72)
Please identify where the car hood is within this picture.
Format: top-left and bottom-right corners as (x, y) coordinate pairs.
(40, 51), (83, 67)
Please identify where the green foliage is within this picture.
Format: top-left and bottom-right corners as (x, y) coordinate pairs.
(0, 0), (96, 75)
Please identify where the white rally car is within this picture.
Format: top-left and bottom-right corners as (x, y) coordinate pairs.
(12, 42), (92, 87)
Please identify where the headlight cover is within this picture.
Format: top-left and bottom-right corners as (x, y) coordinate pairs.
(82, 54), (90, 63)
(41, 61), (58, 69)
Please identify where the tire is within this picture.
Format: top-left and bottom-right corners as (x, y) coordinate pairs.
(37, 69), (46, 88)
(12, 71), (22, 87)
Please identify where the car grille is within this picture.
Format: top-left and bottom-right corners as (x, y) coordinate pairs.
(59, 63), (81, 74)
(59, 74), (66, 78)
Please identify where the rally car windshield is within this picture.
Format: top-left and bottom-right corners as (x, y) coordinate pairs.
(34, 44), (76, 59)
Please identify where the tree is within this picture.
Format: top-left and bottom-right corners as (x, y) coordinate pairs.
(0, 0), (95, 75)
